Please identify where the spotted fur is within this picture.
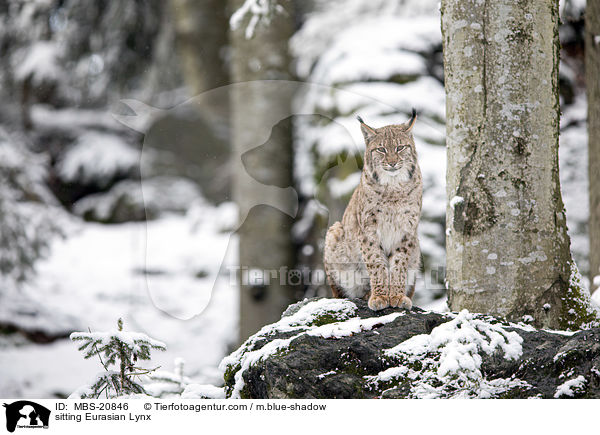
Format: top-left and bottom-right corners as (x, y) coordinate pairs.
(323, 110), (422, 310)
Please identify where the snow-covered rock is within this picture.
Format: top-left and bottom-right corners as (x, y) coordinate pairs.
(221, 298), (600, 399)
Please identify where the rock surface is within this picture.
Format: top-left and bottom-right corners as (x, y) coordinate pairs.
(221, 298), (600, 399)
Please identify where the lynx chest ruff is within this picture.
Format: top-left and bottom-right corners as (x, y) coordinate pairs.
(376, 209), (408, 256)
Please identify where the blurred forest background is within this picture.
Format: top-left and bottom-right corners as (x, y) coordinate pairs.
(0, 0), (595, 398)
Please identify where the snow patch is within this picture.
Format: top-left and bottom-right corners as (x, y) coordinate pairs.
(554, 375), (586, 398)
(450, 195), (464, 210)
(181, 384), (226, 399)
(230, 0), (285, 39)
(15, 41), (62, 85)
(317, 370), (337, 379)
(368, 310), (526, 398)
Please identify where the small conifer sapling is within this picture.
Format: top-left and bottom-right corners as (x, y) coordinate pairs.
(70, 318), (166, 398)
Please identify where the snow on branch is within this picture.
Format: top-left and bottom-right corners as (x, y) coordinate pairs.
(230, 0), (285, 39)
(70, 318), (166, 398)
(15, 41), (62, 85)
(0, 130), (65, 284)
(70, 320), (166, 363)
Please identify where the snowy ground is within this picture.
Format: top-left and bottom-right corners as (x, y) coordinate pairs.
(0, 203), (239, 398)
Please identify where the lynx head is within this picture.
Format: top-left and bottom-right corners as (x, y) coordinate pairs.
(358, 109), (418, 185)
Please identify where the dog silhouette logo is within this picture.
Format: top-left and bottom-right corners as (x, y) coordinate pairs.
(3, 401), (50, 432)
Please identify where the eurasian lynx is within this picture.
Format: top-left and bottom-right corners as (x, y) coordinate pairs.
(323, 110), (422, 311)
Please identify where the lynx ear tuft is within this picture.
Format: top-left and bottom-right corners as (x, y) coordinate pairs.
(357, 115), (377, 142)
(403, 108), (417, 132)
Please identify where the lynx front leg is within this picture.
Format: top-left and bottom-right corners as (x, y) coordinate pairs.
(359, 218), (390, 311)
(388, 235), (418, 309)
(406, 238), (421, 300)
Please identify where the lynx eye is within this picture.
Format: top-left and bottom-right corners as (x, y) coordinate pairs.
(376, 147), (387, 154)
(396, 145), (407, 153)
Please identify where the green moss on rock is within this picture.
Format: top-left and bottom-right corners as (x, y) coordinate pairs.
(558, 262), (600, 330)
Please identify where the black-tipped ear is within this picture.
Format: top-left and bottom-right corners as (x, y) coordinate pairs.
(357, 116), (377, 142)
(403, 108), (417, 132)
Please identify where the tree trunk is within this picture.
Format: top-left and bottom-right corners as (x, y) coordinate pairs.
(170, 0), (230, 94)
(587, 0), (600, 292)
(166, 0), (232, 202)
(229, 0), (297, 342)
(442, 0), (597, 329)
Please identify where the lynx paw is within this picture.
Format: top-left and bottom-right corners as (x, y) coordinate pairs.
(390, 295), (412, 310)
(368, 294), (389, 311)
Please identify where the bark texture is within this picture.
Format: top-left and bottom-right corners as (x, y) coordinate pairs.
(229, 0), (297, 342)
(442, 0), (597, 329)
(587, 0), (600, 291)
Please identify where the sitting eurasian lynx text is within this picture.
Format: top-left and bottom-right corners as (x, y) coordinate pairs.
(323, 110), (422, 311)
